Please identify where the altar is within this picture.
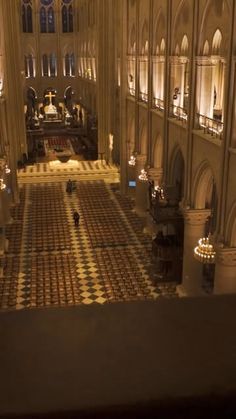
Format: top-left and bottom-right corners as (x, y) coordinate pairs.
(44, 91), (60, 122)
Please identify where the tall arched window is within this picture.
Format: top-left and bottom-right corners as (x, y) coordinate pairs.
(24, 54), (35, 78)
(61, 0), (73, 33)
(22, 0), (33, 33)
(48, 7), (55, 32)
(40, 7), (47, 32)
(42, 54), (48, 76)
(49, 53), (57, 77)
(40, 0), (55, 33)
(64, 53), (75, 76)
(65, 53), (70, 76)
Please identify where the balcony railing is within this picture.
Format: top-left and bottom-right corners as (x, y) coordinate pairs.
(139, 92), (148, 102)
(170, 104), (188, 123)
(196, 113), (224, 139)
(152, 97), (164, 111)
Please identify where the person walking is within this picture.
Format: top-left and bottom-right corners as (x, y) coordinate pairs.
(73, 211), (80, 227)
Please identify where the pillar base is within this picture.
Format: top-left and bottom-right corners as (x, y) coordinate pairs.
(214, 247), (236, 294)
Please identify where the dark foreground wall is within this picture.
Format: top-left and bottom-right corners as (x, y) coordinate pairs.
(0, 296), (236, 419)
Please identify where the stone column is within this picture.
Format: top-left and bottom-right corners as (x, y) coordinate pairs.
(97, 0), (116, 162)
(179, 208), (211, 296)
(135, 154), (148, 217)
(214, 247), (236, 294)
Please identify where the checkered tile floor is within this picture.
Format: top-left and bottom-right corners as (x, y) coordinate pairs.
(0, 180), (177, 310)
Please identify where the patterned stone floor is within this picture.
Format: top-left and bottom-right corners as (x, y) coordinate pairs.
(0, 179), (178, 311)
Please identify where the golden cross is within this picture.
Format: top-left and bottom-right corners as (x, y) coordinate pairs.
(45, 91), (56, 105)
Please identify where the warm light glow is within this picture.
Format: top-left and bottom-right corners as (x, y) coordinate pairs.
(194, 236), (216, 264)
(152, 185), (165, 200)
(5, 164), (10, 174)
(0, 178), (6, 190)
(138, 169), (148, 181)
(128, 155), (136, 166)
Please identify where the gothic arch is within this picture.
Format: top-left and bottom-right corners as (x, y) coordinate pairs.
(141, 20), (148, 54)
(193, 161), (217, 209)
(198, 0), (231, 55)
(225, 202), (236, 247)
(153, 8), (165, 54)
(152, 134), (163, 168)
(129, 25), (136, 54)
(172, 0), (191, 55)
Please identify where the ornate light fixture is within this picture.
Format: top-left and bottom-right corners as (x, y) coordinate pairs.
(128, 154), (136, 166)
(152, 185), (165, 200)
(138, 168), (148, 181)
(0, 178), (6, 190)
(0, 158), (10, 174)
(194, 234), (216, 264)
(5, 164), (10, 174)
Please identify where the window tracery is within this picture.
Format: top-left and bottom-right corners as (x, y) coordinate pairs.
(62, 0), (73, 33)
(40, 0), (55, 33)
(22, 0), (33, 33)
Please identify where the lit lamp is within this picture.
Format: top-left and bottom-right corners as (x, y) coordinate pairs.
(0, 178), (6, 190)
(152, 184), (165, 200)
(173, 87), (180, 100)
(194, 234), (216, 264)
(5, 164), (10, 174)
(0, 78), (3, 97)
(128, 154), (136, 166)
(138, 169), (148, 181)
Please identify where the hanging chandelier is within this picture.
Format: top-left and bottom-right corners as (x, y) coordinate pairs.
(0, 178), (6, 190)
(194, 235), (216, 264)
(138, 169), (148, 181)
(128, 154), (136, 166)
(152, 185), (165, 200)
(5, 164), (10, 174)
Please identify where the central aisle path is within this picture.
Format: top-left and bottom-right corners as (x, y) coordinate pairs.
(0, 177), (177, 310)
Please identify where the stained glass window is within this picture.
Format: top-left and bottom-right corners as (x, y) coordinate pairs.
(62, 0), (73, 33)
(22, 0), (33, 33)
(40, 0), (55, 33)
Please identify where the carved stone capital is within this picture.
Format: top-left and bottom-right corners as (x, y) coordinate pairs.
(216, 247), (236, 267)
(182, 208), (211, 226)
(147, 167), (163, 182)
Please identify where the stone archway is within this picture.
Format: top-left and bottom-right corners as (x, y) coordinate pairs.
(193, 161), (217, 211)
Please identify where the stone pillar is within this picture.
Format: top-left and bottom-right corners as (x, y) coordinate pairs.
(97, 0), (116, 162)
(214, 247), (236, 294)
(179, 208), (211, 296)
(135, 154), (148, 217)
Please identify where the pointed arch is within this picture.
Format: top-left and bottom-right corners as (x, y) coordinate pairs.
(193, 161), (216, 209)
(203, 40), (210, 55)
(141, 20), (148, 54)
(212, 29), (222, 54)
(181, 34), (188, 55)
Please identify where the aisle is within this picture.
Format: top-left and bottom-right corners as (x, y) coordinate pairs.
(0, 180), (177, 310)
